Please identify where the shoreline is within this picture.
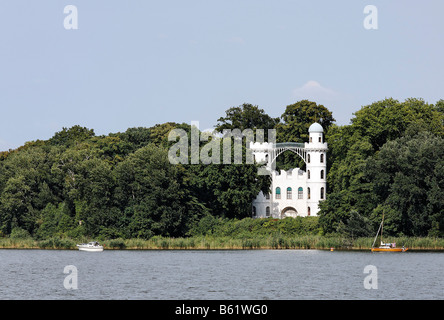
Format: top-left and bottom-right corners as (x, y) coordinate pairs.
(0, 248), (443, 252)
(1, 235), (443, 251)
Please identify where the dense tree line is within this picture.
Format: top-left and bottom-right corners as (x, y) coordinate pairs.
(0, 98), (443, 240)
(320, 98), (444, 237)
(0, 122), (269, 240)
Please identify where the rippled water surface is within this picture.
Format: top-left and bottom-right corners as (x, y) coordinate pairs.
(0, 249), (442, 299)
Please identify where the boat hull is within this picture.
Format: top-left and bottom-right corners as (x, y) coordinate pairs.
(371, 247), (408, 252)
(78, 246), (103, 252)
(77, 242), (104, 252)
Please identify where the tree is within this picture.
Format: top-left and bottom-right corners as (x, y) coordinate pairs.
(276, 100), (335, 171)
(76, 157), (116, 236)
(187, 162), (270, 219)
(336, 210), (373, 239)
(319, 97), (444, 235)
(114, 144), (198, 238)
(0, 175), (31, 234)
(117, 127), (151, 151)
(365, 131), (444, 236)
(149, 122), (192, 148)
(48, 125), (95, 146)
(351, 98), (444, 150)
(318, 191), (352, 234)
(277, 100), (335, 142)
(215, 103), (279, 138)
(35, 203), (75, 239)
(0, 146), (60, 235)
(88, 135), (132, 165)
(435, 99), (444, 114)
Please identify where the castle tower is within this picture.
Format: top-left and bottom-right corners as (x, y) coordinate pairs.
(305, 123), (328, 216)
(251, 123), (327, 218)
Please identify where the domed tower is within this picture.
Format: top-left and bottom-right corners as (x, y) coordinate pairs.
(305, 123), (328, 216)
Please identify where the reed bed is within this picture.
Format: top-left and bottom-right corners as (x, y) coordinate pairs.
(0, 238), (40, 249)
(105, 235), (444, 250)
(0, 236), (443, 250)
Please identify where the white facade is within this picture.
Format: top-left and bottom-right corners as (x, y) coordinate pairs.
(252, 123), (327, 218)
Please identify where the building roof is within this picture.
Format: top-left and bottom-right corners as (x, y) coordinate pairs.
(308, 122), (324, 133)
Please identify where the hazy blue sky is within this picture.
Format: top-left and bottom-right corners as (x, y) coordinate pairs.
(0, 1), (443, 150)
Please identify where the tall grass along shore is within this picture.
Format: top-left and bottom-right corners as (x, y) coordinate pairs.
(2, 217), (443, 250)
(1, 235), (443, 251)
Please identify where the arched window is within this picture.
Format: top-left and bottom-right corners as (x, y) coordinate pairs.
(252, 206), (256, 217)
(307, 154), (310, 163)
(266, 206), (270, 217)
(321, 170), (324, 179)
(287, 187), (292, 199)
(275, 187), (281, 199)
(308, 170), (310, 179)
(318, 136), (322, 143)
(307, 207), (311, 216)
(265, 193), (270, 200)
(320, 187), (325, 200)
(298, 187), (303, 199)
(307, 187), (311, 199)
(310, 137), (312, 143)
(320, 154), (324, 163)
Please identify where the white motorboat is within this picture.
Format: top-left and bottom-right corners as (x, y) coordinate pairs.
(77, 241), (104, 252)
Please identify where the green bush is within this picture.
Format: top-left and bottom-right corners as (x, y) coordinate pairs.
(188, 216), (321, 238)
(38, 237), (76, 249)
(10, 227), (32, 239)
(107, 238), (126, 249)
(35, 203), (76, 240)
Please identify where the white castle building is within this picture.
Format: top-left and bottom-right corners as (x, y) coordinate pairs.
(251, 123), (327, 218)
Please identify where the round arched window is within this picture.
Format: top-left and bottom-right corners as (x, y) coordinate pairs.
(287, 187), (292, 199)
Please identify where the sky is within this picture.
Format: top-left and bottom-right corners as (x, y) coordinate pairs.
(0, 0), (443, 150)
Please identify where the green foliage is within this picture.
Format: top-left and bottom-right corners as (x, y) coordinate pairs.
(365, 132), (444, 236)
(336, 210), (373, 239)
(276, 100), (335, 170)
(49, 125), (95, 147)
(277, 100), (335, 143)
(189, 216), (321, 238)
(215, 103), (279, 137)
(106, 238), (126, 249)
(38, 237), (76, 249)
(10, 227), (32, 239)
(319, 97), (444, 237)
(114, 144), (194, 238)
(117, 127), (152, 150)
(187, 162), (270, 219)
(0, 97), (442, 242)
(36, 203), (70, 239)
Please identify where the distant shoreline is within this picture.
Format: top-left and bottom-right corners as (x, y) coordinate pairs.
(1, 236), (443, 251)
(1, 248), (443, 252)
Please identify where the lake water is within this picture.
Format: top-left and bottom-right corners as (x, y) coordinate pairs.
(0, 249), (442, 300)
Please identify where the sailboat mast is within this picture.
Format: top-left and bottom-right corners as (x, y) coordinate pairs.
(380, 211), (384, 245)
(372, 219), (383, 248)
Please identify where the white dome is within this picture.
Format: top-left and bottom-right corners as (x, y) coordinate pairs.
(308, 122), (324, 133)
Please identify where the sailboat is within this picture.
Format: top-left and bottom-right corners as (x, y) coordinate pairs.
(371, 212), (408, 252)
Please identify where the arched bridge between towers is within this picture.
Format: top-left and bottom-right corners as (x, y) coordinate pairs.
(249, 142), (307, 170)
(271, 142), (307, 165)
